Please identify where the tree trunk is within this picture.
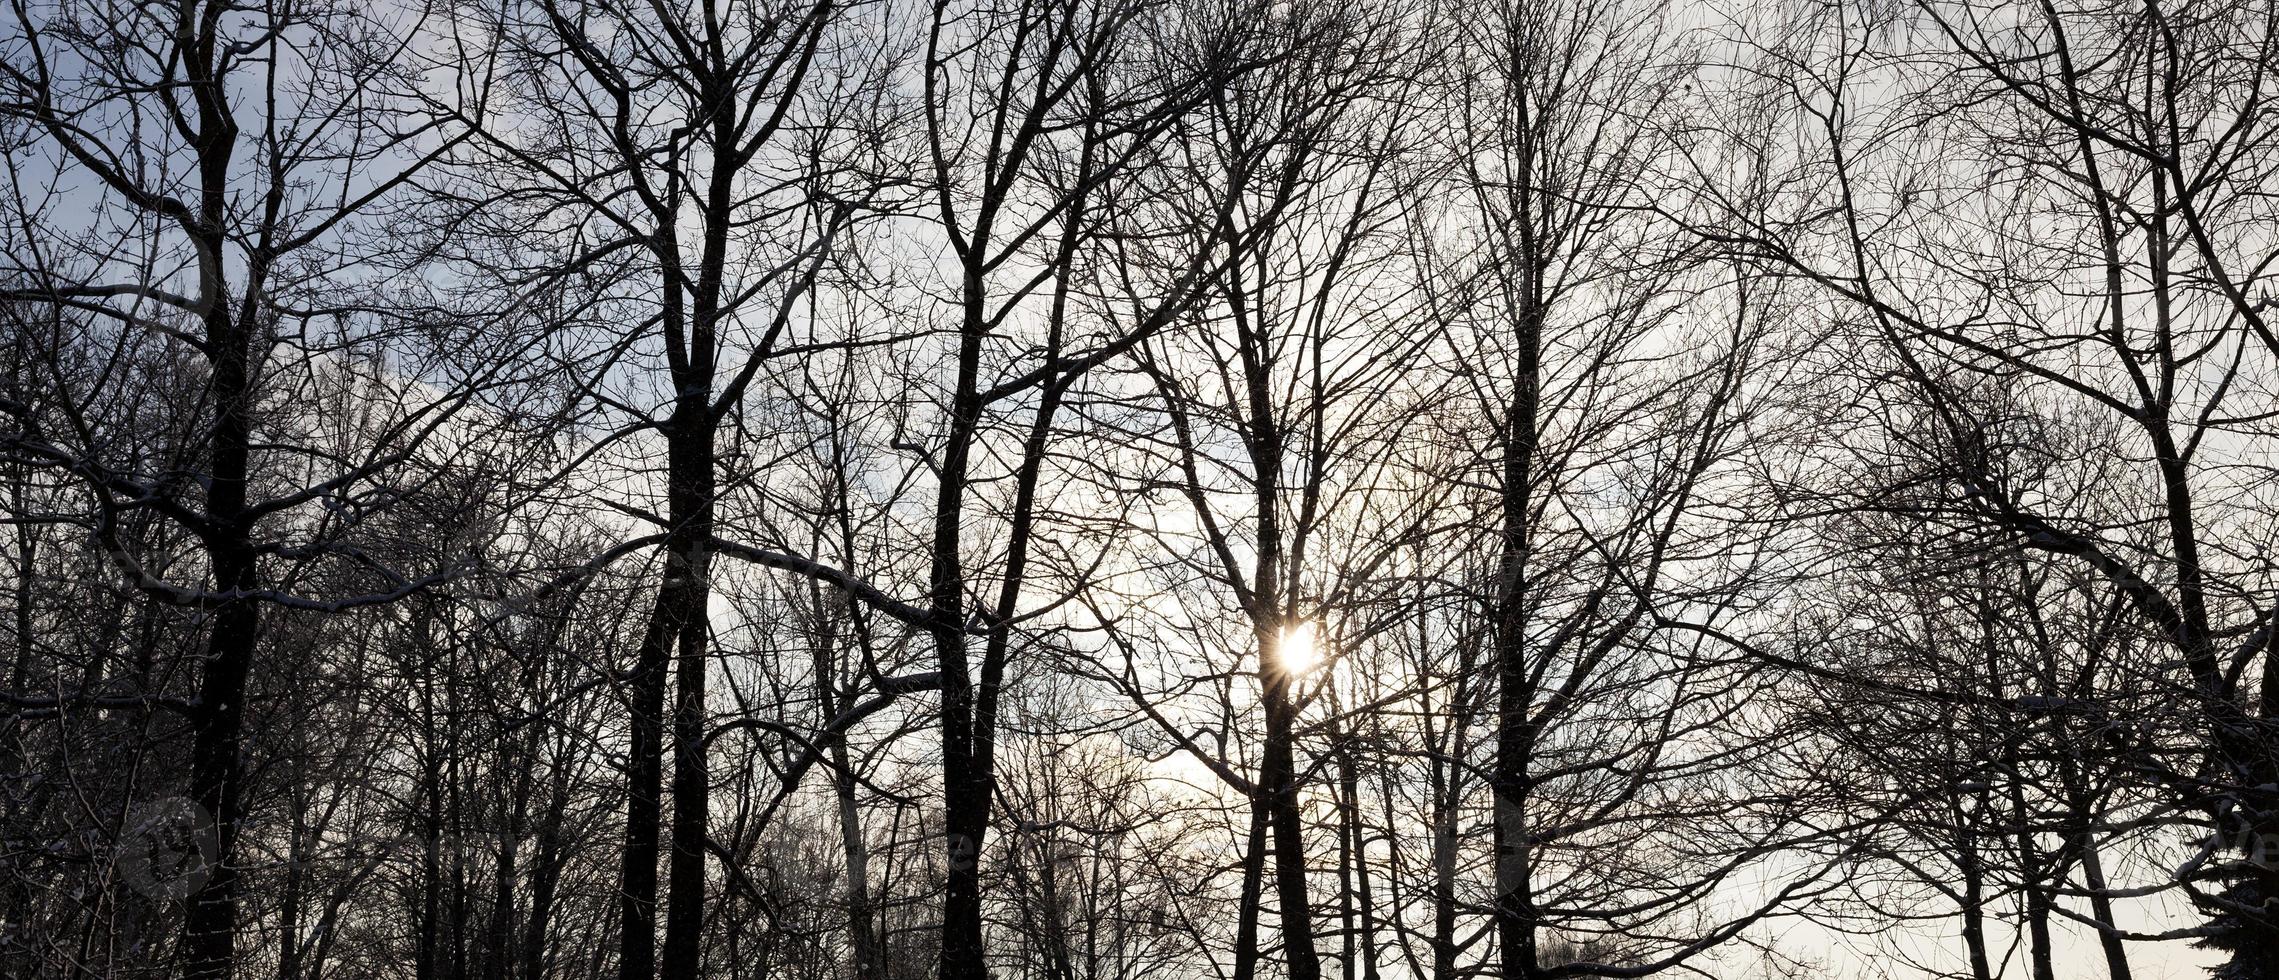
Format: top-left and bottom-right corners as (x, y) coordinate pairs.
(616, 583), (677, 980)
(1259, 626), (1321, 980)
(2077, 830), (2133, 980)
(835, 735), (884, 980)
(1957, 830), (1994, 980)
(1492, 272), (1542, 980)
(933, 304), (988, 980)
(1232, 798), (1270, 980)
(180, 148), (258, 978)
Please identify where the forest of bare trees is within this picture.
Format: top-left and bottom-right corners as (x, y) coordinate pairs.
(3, 0), (2277, 977)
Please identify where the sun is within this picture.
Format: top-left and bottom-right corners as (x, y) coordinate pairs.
(1277, 620), (1321, 675)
